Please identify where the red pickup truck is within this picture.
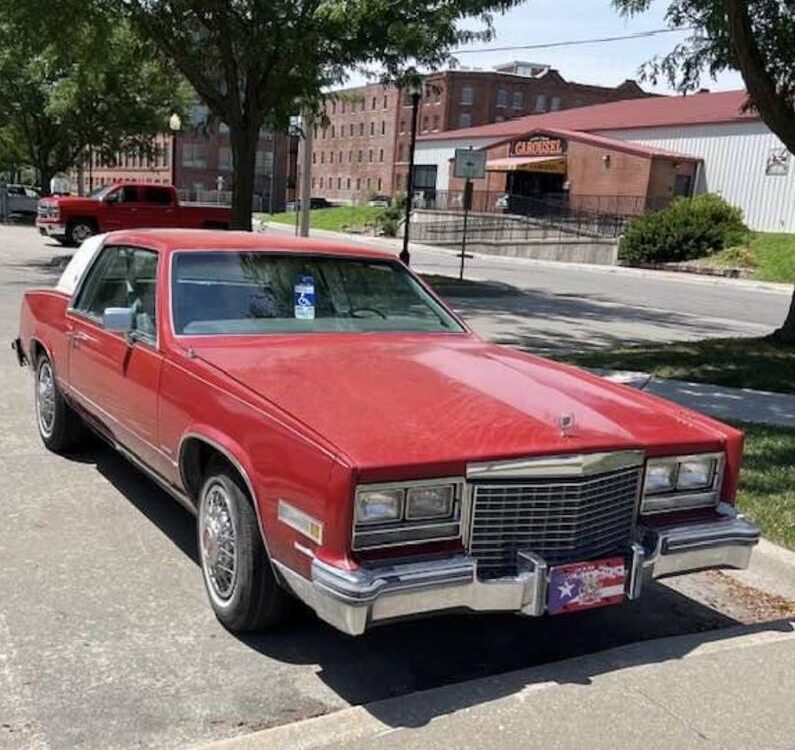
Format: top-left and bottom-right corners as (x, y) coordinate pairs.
(36, 183), (231, 246)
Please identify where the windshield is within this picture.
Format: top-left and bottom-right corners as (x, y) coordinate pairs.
(171, 251), (465, 335)
(89, 185), (114, 199)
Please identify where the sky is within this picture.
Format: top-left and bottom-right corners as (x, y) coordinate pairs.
(348, 0), (744, 94)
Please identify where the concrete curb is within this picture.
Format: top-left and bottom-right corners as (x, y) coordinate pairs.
(260, 223), (794, 296)
(189, 621), (795, 750)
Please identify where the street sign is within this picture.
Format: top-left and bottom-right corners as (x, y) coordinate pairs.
(453, 148), (486, 180)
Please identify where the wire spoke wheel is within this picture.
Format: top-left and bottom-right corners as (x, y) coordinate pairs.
(200, 483), (239, 601)
(36, 360), (56, 438)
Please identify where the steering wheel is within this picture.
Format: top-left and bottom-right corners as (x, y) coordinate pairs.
(349, 306), (388, 320)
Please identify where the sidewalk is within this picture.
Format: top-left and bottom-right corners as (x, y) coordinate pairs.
(195, 621), (795, 750)
(600, 370), (795, 428)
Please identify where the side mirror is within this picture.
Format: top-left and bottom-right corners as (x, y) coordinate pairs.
(102, 306), (134, 333)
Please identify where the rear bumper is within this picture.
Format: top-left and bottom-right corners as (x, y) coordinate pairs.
(275, 504), (760, 636)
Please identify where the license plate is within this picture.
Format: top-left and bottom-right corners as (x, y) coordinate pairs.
(548, 557), (626, 615)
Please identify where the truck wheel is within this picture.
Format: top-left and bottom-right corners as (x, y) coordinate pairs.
(35, 353), (86, 452)
(66, 220), (95, 246)
(197, 461), (291, 631)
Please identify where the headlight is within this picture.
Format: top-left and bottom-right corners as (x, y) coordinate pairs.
(356, 489), (403, 524)
(644, 462), (677, 495)
(352, 480), (463, 550)
(641, 453), (723, 514)
(406, 485), (455, 520)
(676, 458), (717, 490)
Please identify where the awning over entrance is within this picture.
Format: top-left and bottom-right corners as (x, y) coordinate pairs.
(486, 156), (567, 174)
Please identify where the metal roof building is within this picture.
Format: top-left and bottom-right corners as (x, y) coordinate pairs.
(416, 90), (794, 232)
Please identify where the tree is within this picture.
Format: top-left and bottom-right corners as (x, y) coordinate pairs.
(613, 0), (795, 343)
(116, 0), (523, 230)
(0, 1), (189, 195)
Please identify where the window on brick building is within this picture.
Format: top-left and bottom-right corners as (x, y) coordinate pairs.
(460, 86), (473, 105)
(332, 100), (336, 114)
(348, 150), (352, 162)
(535, 94), (547, 112)
(313, 125), (318, 139)
(331, 125), (335, 137)
(368, 149), (373, 162)
(550, 96), (562, 111)
(320, 151), (325, 163)
(347, 177), (351, 189)
(312, 177), (316, 188)
(330, 151), (334, 163)
(341, 101), (346, 113)
(349, 123), (354, 136)
(512, 91), (523, 109)
(356, 178), (361, 189)
(372, 96), (376, 110)
(339, 150), (343, 162)
(379, 148), (384, 162)
(367, 177), (371, 188)
(312, 151), (316, 164)
(497, 88), (508, 108)
(320, 177), (324, 188)
(370, 121), (375, 135)
(399, 119), (406, 133)
(359, 122), (364, 135)
(378, 178), (382, 191)
(358, 150), (362, 162)
(337, 177), (341, 188)
(383, 95), (388, 108)
(182, 143), (207, 168)
(381, 121), (385, 134)
(321, 128), (326, 139)
(458, 112), (471, 129)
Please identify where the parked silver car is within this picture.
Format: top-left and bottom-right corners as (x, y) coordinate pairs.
(0, 184), (40, 221)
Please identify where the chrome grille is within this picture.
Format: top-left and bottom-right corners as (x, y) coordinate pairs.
(468, 465), (641, 578)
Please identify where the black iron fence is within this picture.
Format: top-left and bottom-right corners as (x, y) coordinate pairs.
(414, 191), (634, 238)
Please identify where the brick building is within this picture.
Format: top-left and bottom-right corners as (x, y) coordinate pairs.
(308, 62), (649, 202)
(78, 105), (292, 212)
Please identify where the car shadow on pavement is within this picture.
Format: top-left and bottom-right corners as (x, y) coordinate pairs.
(426, 277), (765, 355)
(73, 440), (781, 733)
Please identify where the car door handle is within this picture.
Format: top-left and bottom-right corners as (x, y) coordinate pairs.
(68, 330), (95, 346)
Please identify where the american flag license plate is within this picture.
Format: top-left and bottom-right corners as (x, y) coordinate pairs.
(548, 557), (626, 615)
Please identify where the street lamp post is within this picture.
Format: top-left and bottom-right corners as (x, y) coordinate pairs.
(169, 113), (182, 188)
(400, 73), (423, 265)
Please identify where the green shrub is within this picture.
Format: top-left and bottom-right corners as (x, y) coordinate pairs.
(375, 192), (406, 237)
(619, 193), (749, 264)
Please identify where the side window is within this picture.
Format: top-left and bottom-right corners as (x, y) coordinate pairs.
(145, 187), (173, 205)
(73, 246), (158, 339)
(120, 186), (141, 203)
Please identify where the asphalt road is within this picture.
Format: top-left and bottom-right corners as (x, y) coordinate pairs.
(265, 221), (793, 353)
(0, 224), (786, 750)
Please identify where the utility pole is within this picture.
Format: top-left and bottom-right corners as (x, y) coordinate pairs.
(299, 108), (313, 237)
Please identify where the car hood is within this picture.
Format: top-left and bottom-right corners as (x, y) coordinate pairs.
(40, 196), (97, 209)
(194, 334), (726, 474)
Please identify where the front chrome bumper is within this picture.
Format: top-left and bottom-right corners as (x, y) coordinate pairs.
(276, 504), (760, 636)
(36, 221), (65, 237)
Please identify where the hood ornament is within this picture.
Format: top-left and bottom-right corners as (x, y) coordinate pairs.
(559, 412), (576, 438)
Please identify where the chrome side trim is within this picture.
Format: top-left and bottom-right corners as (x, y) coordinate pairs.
(467, 450), (645, 480)
(68, 382), (177, 468)
(114, 440), (196, 516)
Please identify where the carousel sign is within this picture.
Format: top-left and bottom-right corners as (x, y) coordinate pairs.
(511, 135), (567, 158)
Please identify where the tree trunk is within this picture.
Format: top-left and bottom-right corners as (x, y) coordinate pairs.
(229, 123), (257, 231)
(772, 289), (795, 344)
